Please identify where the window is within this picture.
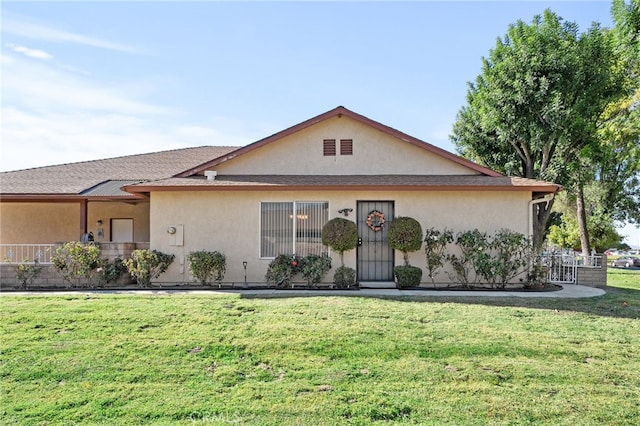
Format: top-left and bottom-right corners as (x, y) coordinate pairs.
(261, 201), (329, 258)
(340, 139), (353, 155)
(323, 139), (336, 156)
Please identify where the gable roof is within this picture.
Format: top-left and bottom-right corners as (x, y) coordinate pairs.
(175, 106), (503, 178)
(0, 146), (237, 199)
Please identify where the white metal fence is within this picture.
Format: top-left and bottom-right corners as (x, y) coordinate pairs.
(542, 253), (604, 284)
(0, 244), (56, 264)
(543, 254), (577, 284)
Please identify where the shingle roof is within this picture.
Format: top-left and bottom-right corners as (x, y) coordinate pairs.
(124, 174), (560, 193)
(0, 146), (237, 196)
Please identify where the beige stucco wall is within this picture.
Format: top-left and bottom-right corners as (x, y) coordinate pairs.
(150, 190), (531, 285)
(0, 202), (80, 244)
(213, 115), (478, 176)
(0, 201), (150, 244)
(87, 201), (150, 243)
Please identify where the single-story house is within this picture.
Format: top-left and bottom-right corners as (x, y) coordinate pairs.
(1, 106), (561, 286)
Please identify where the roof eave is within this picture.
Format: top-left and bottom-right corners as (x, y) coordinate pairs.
(123, 184), (559, 193)
(0, 194), (146, 202)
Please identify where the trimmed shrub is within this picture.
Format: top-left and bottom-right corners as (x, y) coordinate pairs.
(322, 218), (358, 267)
(388, 217), (423, 266)
(187, 250), (226, 285)
(333, 266), (356, 288)
(265, 254), (302, 288)
(394, 266), (423, 289)
(123, 249), (175, 287)
(301, 255), (332, 287)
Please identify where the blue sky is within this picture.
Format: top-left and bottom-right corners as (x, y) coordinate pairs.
(1, 1), (637, 246)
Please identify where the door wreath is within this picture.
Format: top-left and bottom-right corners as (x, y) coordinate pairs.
(366, 210), (385, 232)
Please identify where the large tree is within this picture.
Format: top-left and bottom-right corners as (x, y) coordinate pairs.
(451, 9), (630, 253)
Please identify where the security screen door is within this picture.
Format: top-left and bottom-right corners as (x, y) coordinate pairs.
(357, 201), (394, 281)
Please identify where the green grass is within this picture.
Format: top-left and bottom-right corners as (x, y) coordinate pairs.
(1, 271), (639, 425)
(608, 266), (640, 290)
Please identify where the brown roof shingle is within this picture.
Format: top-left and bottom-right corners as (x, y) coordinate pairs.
(0, 146), (237, 196)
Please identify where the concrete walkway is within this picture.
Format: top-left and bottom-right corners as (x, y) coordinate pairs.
(2, 284), (606, 298)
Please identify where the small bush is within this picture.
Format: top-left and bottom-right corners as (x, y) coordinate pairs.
(394, 266), (422, 288)
(98, 257), (127, 285)
(52, 241), (102, 287)
(123, 249), (175, 287)
(15, 260), (43, 289)
(333, 266), (356, 288)
(300, 255), (332, 287)
(187, 250), (226, 285)
(265, 254), (302, 288)
(447, 229), (488, 288)
(424, 227), (453, 286)
(388, 217), (423, 266)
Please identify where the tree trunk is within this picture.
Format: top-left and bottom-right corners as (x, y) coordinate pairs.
(532, 198), (554, 252)
(576, 182), (591, 259)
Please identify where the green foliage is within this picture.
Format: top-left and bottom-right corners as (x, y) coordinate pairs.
(447, 229), (530, 288)
(387, 216), (423, 266)
(321, 218), (359, 266)
(123, 249), (175, 287)
(548, 190), (624, 252)
(394, 265), (422, 288)
(333, 266), (356, 288)
(14, 260), (43, 289)
(451, 9), (630, 249)
(98, 257), (127, 285)
(51, 241), (102, 287)
(424, 227), (454, 285)
(300, 255), (332, 287)
(265, 254), (302, 288)
(485, 229), (530, 289)
(447, 229), (489, 287)
(266, 254), (331, 288)
(187, 250), (227, 285)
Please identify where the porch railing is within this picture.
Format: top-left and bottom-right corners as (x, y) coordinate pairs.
(0, 244), (56, 264)
(576, 255), (603, 268)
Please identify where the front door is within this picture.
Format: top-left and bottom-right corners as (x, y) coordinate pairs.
(357, 201), (394, 281)
(111, 218), (133, 242)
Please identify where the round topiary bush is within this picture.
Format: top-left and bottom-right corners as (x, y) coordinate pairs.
(322, 217), (358, 267)
(387, 216), (423, 266)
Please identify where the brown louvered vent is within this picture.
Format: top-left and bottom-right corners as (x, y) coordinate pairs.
(340, 139), (353, 155)
(323, 139), (336, 156)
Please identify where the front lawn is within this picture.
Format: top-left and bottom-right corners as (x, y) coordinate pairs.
(1, 275), (639, 424)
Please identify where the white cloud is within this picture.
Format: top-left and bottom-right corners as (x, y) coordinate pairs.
(6, 43), (52, 60)
(0, 54), (254, 172)
(2, 13), (144, 54)
(3, 54), (170, 115)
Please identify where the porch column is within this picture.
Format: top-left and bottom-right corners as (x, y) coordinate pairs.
(80, 199), (88, 239)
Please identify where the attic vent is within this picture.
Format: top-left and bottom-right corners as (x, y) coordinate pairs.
(204, 171), (217, 181)
(323, 139), (336, 156)
(340, 139), (353, 155)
